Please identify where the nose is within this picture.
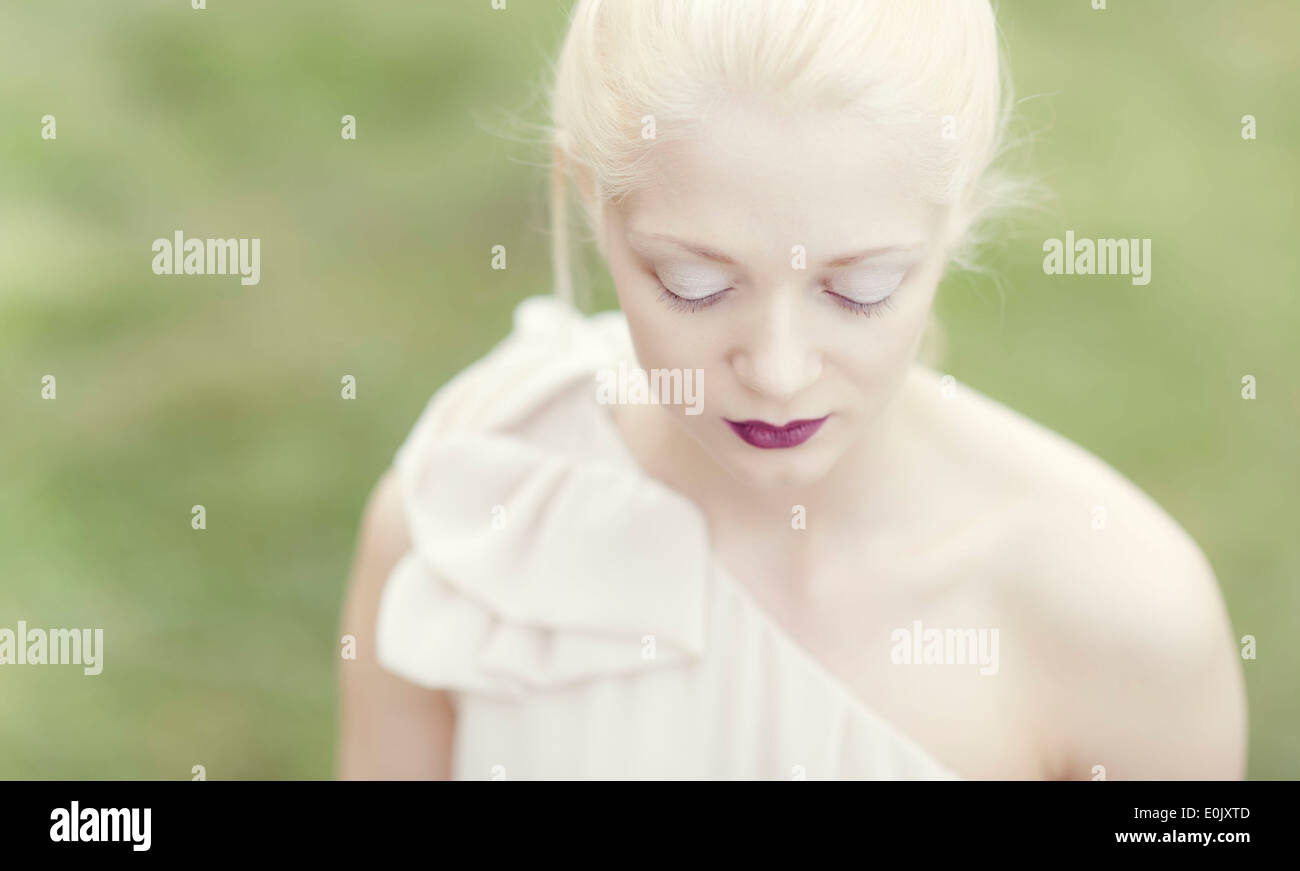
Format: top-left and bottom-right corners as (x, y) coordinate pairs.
(729, 292), (822, 403)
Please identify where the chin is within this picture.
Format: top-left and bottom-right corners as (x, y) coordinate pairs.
(707, 434), (844, 491)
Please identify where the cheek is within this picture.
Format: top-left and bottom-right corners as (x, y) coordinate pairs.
(615, 283), (690, 372)
(610, 257), (720, 370)
(833, 271), (939, 392)
(609, 261), (663, 355)
(622, 307), (716, 379)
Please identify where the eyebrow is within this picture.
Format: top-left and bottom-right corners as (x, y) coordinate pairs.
(631, 231), (922, 268)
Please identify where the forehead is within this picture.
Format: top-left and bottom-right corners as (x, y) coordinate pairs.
(622, 98), (943, 255)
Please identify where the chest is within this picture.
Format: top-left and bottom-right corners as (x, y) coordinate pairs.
(714, 541), (1053, 779)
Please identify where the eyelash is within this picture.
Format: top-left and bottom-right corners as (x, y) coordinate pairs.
(822, 288), (898, 318)
(655, 282), (899, 317)
(657, 285), (731, 312)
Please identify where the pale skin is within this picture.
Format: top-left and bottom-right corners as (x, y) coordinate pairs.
(338, 98), (1247, 780)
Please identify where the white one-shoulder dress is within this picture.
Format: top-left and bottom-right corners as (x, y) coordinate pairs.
(375, 295), (962, 780)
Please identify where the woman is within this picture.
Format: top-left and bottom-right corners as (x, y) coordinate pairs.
(338, 0), (1245, 780)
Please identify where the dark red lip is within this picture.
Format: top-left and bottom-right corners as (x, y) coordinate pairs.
(724, 416), (828, 449)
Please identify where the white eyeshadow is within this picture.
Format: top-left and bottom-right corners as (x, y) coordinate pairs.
(832, 270), (905, 302)
(657, 263), (730, 296)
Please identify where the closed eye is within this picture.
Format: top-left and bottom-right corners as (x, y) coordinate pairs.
(823, 271), (906, 317)
(823, 288), (896, 317)
(656, 275), (903, 316)
(657, 283), (732, 312)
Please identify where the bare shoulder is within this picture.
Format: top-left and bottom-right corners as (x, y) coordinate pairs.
(337, 467), (455, 780)
(901, 367), (1247, 779)
(349, 467), (410, 585)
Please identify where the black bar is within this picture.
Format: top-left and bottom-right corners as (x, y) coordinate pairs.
(0, 781), (1285, 857)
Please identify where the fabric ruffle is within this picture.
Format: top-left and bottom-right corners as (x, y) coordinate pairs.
(375, 296), (709, 698)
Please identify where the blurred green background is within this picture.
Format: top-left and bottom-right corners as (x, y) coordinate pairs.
(1, 0), (1295, 779)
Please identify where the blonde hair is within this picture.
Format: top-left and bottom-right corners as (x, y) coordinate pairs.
(548, 0), (1020, 308)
